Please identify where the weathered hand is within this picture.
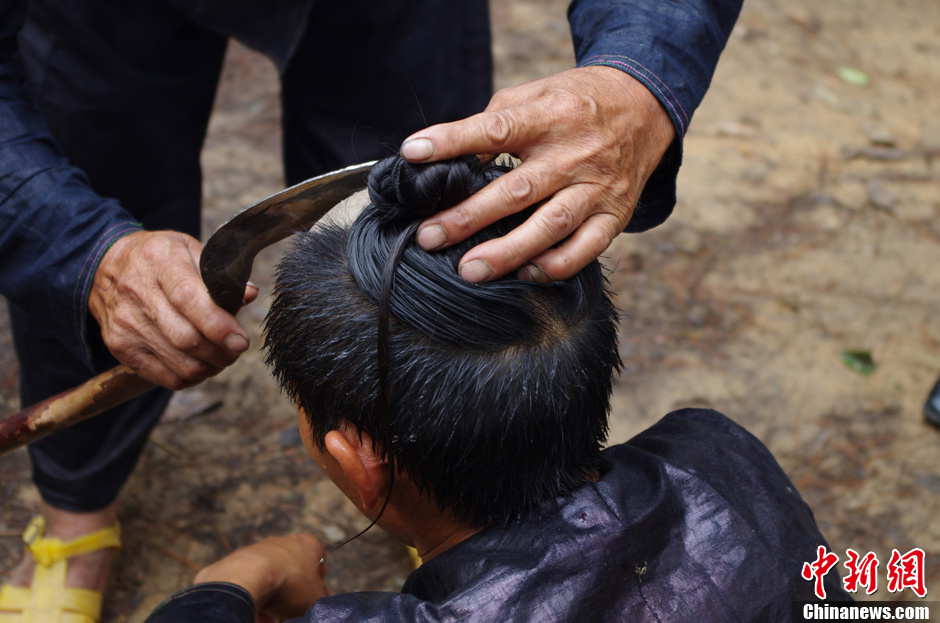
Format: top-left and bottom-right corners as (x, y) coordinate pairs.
(401, 65), (675, 282)
(88, 230), (257, 390)
(194, 534), (329, 621)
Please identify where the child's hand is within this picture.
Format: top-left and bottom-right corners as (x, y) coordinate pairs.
(195, 533), (329, 621)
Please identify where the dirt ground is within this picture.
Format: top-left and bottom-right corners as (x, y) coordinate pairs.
(2, 0), (939, 619)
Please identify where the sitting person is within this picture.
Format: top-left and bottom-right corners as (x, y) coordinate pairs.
(145, 156), (849, 623)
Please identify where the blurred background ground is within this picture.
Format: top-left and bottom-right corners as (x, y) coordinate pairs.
(2, 0), (939, 618)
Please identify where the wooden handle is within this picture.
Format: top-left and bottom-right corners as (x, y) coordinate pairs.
(0, 365), (154, 456)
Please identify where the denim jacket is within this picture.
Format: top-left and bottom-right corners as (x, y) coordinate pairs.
(0, 0), (741, 363)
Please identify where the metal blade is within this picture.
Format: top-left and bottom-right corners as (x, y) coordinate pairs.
(200, 160), (376, 313)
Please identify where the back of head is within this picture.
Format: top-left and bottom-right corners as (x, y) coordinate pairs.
(265, 155), (620, 526)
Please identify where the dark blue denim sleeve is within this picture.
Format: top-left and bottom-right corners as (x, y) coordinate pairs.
(568, 0), (743, 231)
(0, 0), (141, 364)
(145, 583), (256, 623)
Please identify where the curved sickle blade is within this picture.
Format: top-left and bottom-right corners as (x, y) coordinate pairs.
(200, 160), (376, 313)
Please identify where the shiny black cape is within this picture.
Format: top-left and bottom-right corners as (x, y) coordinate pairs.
(148, 410), (850, 622)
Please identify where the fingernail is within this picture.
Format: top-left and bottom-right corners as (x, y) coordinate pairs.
(417, 224), (447, 250)
(401, 138), (434, 161)
(224, 333), (249, 353)
(459, 259), (493, 283)
(519, 263), (550, 283)
(247, 280), (258, 289)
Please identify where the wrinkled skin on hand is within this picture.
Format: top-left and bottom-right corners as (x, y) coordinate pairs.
(194, 534), (329, 622)
(88, 230), (257, 390)
(401, 65), (675, 283)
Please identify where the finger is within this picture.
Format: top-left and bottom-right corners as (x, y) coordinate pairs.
(456, 185), (593, 282)
(160, 250), (248, 356)
(518, 212), (622, 282)
(244, 281), (259, 305)
(121, 346), (186, 390)
(137, 320), (221, 387)
(181, 236), (249, 346)
(126, 291), (223, 384)
(148, 294), (239, 370)
(296, 533), (326, 559)
(104, 305), (197, 388)
(416, 161), (562, 251)
(400, 107), (539, 163)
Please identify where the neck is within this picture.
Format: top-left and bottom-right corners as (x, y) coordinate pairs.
(380, 476), (482, 562)
(413, 522), (480, 562)
(385, 488), (481, 562)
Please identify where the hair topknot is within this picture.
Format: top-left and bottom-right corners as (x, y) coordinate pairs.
(346, 154), (607, 351)
(366, 155), (506, 225)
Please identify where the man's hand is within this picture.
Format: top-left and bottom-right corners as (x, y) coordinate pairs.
(194, 534), (329, 622)
(401, 66), (675, 283)
(88, 230), (257, 390)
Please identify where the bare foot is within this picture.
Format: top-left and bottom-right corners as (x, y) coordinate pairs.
(2, 501), (119, 593)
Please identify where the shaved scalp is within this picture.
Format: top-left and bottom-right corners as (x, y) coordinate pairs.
(265, 155), (621, 526)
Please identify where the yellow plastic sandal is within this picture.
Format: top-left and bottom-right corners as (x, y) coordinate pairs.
(0, 516), (121, 623)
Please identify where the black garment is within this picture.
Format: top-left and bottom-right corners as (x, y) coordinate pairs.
(924, 376), (940, 428)
(147, 410), (851, 623)
(5, 0), (492, 510)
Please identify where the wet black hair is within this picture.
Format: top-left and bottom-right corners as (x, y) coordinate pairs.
(264, 155), (620, 527)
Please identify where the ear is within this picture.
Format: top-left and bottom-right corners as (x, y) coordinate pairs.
(323, 429), (389, 513)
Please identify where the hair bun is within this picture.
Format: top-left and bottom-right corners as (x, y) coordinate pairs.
(366, 155), (502, 225)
